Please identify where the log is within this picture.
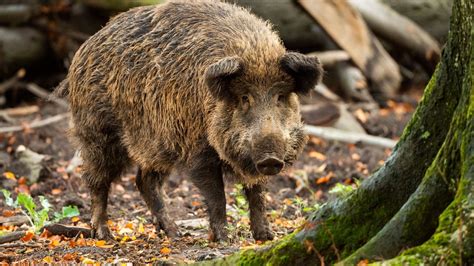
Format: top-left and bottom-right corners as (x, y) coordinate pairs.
(0, 215), (29, 226)
(0, 27), (48, 77)
(0, 4), (36, 25)
(42, 224), (92, 238)
(382, 0), (452, 43)
(348, 0), (441, 70)
(0, 231), (25, 244)
(298, 0), (402, 99)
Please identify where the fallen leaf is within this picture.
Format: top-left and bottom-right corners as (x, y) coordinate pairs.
(17, 177), (27, 185)
(308, 151), (326, 161)
(125, 222), (134, 230)
(191, 201), (201, 207)
(49, 235), (62, 248)
(316, 172), (334, 185)
(81, 257), (96, 264)
(351, 153), (361, 161)
(21, 231), (34, 242)
(71, 216), (80, 223)
(357, 259), (369, 266)
(43, 256), (54, 263)
(2, 172), (16, 180)
(51, 188), (62, 195)
(160, 247), (171, 255)
(95, 240), (106, 247)
(138, 223), (145, 234)
(17, 184), (30, 194)
(40, 229), (51, 238)
(2, 210), (15, 217)
(63, 253), (76, 261)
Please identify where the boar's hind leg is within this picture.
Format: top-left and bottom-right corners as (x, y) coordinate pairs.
(188, 149), (227, 242)
(80, 134), (129, 240)
(136, 168), (179, 237)
(244, 184), (274, 241)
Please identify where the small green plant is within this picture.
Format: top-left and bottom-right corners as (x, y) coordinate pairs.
(291, 196), (321, 216)
(228, 184), (249, 219)
(328, 179), (361, 197)
(1, 189), (80, 233)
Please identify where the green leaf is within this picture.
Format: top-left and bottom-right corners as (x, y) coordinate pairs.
(1, 189), (16, 207)
(36, 209), (50, 231)
(39, 196), (51, 211)
(328, 183), (354, 196)
(53, 205), (80, 222)
(61, 205), (80, 218)
(16, 193), (36, 217)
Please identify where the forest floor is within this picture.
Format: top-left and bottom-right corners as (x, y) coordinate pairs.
(0, 91), (419, 264)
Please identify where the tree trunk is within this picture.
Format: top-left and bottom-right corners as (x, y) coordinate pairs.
(200, 0), (472, 264)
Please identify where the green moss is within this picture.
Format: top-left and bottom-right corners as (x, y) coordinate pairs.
(420, 131), (431, 139)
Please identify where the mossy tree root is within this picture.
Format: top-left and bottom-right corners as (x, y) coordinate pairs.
(197, 0), (472, 265)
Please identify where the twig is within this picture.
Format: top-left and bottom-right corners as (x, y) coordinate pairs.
(0, 231), (26, 244)
(42, 224), (92, 238)
(25, 83), (69, 109)
(0, 113), (70, 134)
(0, 69), (25, 95)
(0, 242), (40, 248)
(0, 105), (39, 117)
(304, 125), (396, 148)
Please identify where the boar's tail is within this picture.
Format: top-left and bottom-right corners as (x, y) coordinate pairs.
(51, 79), (69, 99)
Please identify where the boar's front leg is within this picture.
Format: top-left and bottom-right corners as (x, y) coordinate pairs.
(136, 168), (179, 237)
(188, 149), (227, 242)
(244, 184), (274, 241)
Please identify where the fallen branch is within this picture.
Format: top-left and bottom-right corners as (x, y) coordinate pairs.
(0, 113), (70, 134)
(0, 4), (35, 25)
(42, 224), (92, 238)
(25, 83), (69, 109)
(0, 231), (25, 244)
(0, 215), (29, 226)
(307, 50), (350, 67)
(0, 69), (25, 95)
(0, 242), (41, 248)
(304, 124), (396, 148)
(0, 105), (39, 117)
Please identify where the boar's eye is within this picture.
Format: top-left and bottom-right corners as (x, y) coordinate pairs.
(277, 94), (286, 103)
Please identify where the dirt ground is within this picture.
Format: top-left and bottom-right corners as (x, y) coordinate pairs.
(0, 94), (417, 264)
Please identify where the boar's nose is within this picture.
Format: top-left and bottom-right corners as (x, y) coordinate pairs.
(256, 157), (284, 176)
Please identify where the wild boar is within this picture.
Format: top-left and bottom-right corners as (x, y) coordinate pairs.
(57, 0), (322, 241)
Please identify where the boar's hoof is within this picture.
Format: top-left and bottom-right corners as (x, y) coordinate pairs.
(156, 219), (180, 238)
(253, 229), (274, 242)
(91, 225), (114, 240)
(256, 157), (284, 175)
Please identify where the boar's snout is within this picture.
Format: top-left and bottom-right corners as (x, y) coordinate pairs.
(252, 134), (286, 176)
(256, 157), (284, 175)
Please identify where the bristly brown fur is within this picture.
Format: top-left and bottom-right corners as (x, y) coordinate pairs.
(60, 0), (322, 241)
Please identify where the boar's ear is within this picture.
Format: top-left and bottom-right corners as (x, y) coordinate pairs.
(280, 52), (323, 94)
(205, 56), (244, 100)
